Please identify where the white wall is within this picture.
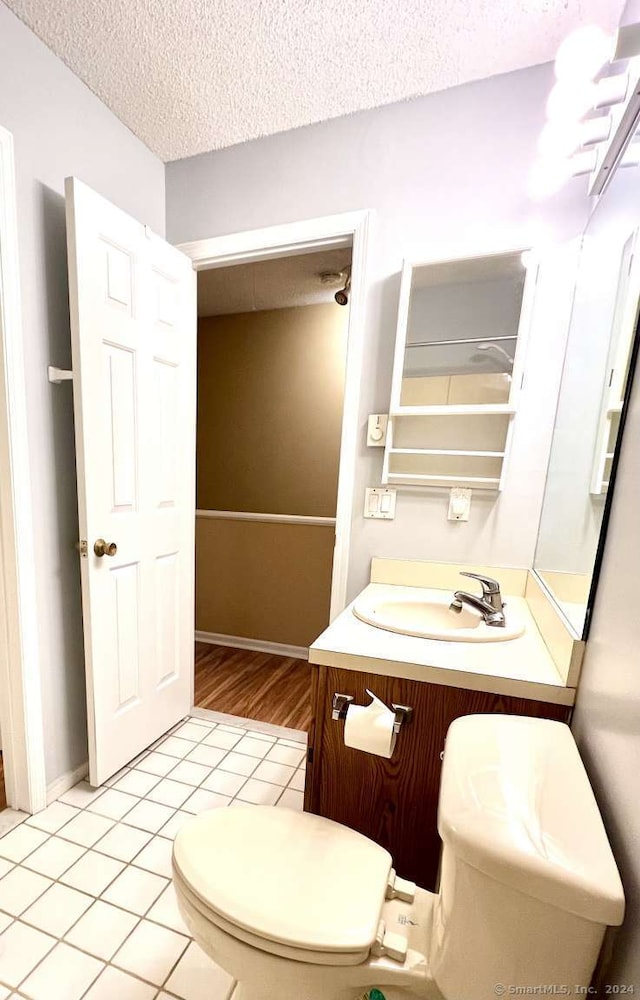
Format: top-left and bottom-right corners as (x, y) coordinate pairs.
(0, 2), (166, 785)
(167, 63), (589, 601)
(571, 161), (640, 986)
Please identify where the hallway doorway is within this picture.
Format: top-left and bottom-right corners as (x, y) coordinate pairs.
(192, 246), (352, 731)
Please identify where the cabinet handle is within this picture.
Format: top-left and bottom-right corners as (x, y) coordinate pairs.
(439, 751), (445, 761)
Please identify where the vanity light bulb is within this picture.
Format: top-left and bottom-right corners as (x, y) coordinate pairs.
(546, 80), (595, 123)
(538, 122), (581, 158)
(538, 116), (612, 159)
(554, 25), (614, 82)
(528, 158), (571, 200)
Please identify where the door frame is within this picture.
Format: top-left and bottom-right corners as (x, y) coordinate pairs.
(177, 209), (372, 622)
(0, 126), (47, 813)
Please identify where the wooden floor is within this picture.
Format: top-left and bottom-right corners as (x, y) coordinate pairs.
(0, 753), (6, 812)
(194, 642), (312, 731)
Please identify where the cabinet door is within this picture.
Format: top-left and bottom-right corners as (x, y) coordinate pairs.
(305, 666), (571, 890)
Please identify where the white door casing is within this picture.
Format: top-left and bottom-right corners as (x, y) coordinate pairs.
(66, 177), (196, 786)
(0, 125), (47, 812)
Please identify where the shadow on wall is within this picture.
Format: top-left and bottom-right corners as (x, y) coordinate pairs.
(40, 183), (87, 764)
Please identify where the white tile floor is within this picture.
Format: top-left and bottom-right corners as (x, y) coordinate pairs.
(0, 714), (306, 999)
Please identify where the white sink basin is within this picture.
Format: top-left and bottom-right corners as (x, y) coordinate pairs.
(353, 590), (524, 643)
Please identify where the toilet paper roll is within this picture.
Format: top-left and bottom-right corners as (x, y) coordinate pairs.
(344, 689), (396, 758)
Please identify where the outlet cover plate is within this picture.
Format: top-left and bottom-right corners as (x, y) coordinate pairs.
(448, 487), (472, 521)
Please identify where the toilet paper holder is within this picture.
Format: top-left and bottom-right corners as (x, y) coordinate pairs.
(331, 693), (413, 734)
(331, 693), (354, 720)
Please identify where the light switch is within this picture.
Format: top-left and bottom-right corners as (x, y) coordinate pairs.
(448, 487), (472, 522)
(367, 414), (388, 447)
(364, 487), (397, 519)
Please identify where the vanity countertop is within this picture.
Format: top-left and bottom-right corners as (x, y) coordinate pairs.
(309, 583), (575, 706)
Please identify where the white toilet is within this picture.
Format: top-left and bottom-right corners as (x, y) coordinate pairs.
(172, 715), (625, 1000)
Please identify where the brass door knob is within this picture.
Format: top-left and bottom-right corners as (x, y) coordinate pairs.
(94, 538), (117, 558)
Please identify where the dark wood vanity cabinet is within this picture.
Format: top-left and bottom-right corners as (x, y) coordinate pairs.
(303, 665), (572, 892)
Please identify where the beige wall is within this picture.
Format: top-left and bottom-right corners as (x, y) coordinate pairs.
(197, 304), (347, 516)
(196, 303), (347, 645)
(196, 518), (335, 647)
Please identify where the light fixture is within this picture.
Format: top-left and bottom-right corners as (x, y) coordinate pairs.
(531, 22), (640, 199)
(554, 26), (615, 82)
(334, 266), (351, 306)
(537, 116), (611, 158)
(319, 270), (345, 285)
(546, 73), (628, 123)
(528, 158), (572, 200)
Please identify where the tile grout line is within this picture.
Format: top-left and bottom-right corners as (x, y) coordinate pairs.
(0, 713), (305, 999)
(8, 828), (175, 995)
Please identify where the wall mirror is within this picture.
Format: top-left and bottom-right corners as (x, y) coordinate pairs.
(534, 189), (640, 638)
(384, 249), (535, 489)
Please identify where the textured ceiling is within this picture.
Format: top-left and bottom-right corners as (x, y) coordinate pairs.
(198, 248), (352, 316)
(4, 0), (625, 161)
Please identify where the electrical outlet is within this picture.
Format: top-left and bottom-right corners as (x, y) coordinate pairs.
(448, 487), (472, 521)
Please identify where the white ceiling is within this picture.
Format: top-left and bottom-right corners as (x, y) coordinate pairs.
(3, 0), (625, 161)
(197, 247), (352, 316)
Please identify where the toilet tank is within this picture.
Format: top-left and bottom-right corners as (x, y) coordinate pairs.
(429, 715), (624, 1000)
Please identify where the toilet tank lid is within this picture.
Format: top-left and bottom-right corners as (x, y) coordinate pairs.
(438, 715), (624, 926)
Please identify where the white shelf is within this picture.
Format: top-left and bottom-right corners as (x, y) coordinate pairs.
(384, 248), (537, 494)
(390, 404), (516, 417)
(389, 447), (505, 458)
(386, 473), (501, 486)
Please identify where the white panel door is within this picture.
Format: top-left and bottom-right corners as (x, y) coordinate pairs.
(66, 177), (196, 786)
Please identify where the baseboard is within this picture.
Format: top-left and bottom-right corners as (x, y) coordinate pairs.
(46, 760), (89, 805)
(195, 631), (308, 661)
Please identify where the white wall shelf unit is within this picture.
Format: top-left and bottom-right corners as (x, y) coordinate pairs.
(383, 246), (537, 492)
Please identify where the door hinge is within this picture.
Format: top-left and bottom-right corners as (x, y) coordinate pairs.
(77, 540), (88, 557)
(306, 746), (314, 765)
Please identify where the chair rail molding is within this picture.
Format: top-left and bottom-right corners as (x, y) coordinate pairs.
(0, 125), (47, 813)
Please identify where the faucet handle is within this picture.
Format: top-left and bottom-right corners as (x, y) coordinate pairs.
(460, 571), (501, 595)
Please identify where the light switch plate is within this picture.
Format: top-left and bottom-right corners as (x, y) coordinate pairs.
(448, 487), (472, 521)
(364, 487), (397, 519)
(367, 414), (388, 447)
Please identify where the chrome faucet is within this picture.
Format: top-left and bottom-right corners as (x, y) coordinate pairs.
(449, 572), (506, 627)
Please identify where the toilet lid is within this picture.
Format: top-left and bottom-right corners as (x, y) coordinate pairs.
(173, 805), (392, 957)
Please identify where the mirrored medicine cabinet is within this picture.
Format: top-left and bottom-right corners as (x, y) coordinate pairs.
(534, 210), (640, 638)
(383, 249), (536, 490)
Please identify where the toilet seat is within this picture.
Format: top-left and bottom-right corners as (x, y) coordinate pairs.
(172, 805), (393, 966)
